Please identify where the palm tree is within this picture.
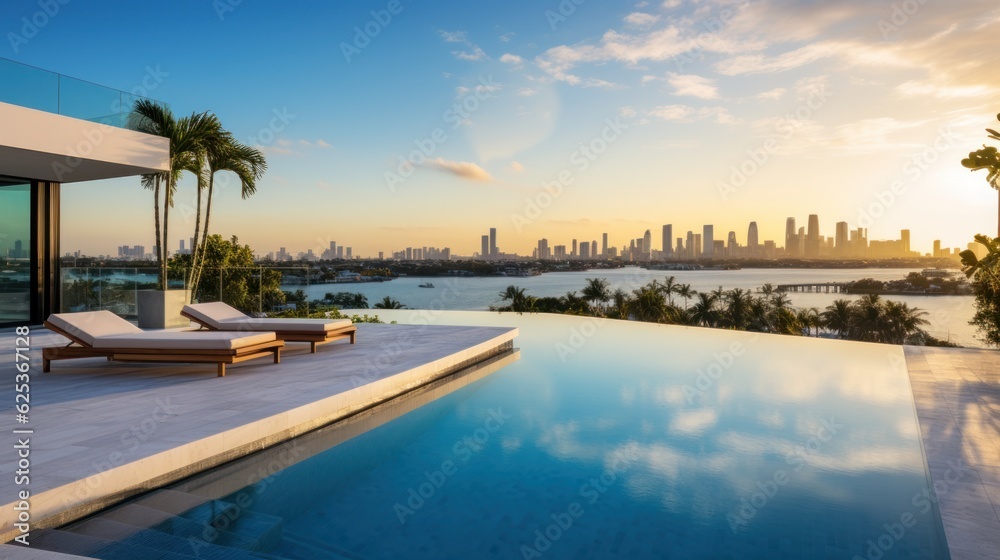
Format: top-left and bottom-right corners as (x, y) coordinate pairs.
(499, 285), (530, 313)
(849, 294), (889, 343)
(189, 135), (267, 300)
(608, 288), (631, 320)
(373, 296), (405, 309)
(130, 100), (220, 289)
(821, 299), (853, 339)
(883, 300), (929, 344)
(796, 307), (821, 337)
(562, 291), (589, 315)
(581, 278), (611, 315)
(689, 292), (720, 327)
(661, 275), (678, 306)
(675, 283), (696, 309)
(961, 113), (1000, 236)
(722, 288), (753, 330)
(628, 283), (671, 323)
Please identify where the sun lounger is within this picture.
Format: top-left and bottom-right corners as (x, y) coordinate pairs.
(43, 311), (283, 377)
(181, 302), (357, 353)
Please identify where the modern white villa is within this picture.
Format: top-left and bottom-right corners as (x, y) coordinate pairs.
(0, 57), (168, 329)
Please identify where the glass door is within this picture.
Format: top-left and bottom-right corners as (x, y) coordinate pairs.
(0, 178), (32, 326)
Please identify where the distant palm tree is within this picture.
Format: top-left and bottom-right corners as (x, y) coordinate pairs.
(883, 300), (929, 344)
(849, 294), (889, 343)
(675, 283), (696, 309)
(628, 283), (671, 323)
(689, 292), (720, 327)
(608, 288), (631, 320)
(373, 296), (405, 309)
(821, 299), (853, 339)
(561, 291), (589, 315)
(796, 307), (821, 337)
(581, 278), (611, 315)
(722, 288), (753, 330)
(960, 113), (1000, 236)
(499, 285), (530, 313)
(660, 275), (679, 306)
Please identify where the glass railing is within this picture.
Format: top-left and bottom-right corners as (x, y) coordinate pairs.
(0, 57), (166, 128)
(60, 267), (311, 318)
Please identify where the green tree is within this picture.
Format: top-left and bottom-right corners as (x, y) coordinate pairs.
(689, 292), (720, 327)
(374, 296), (406, 309)
(675, 283), (696, 309)
(960, 113), (1000, 236)
(581, 278), (611, 315)
(499, 285), (531, 313)
(173, 234), (284, 314)
(961, 234), (1000, 346)
(820, 299), (853, 339)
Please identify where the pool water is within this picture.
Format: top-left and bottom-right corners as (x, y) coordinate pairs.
(64, 312), (955, 559)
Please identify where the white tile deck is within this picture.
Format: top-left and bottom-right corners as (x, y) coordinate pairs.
(904, 345), (1000, 560)
(0, 323), (518, 546)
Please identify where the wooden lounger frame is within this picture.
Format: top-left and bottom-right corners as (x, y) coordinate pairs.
(42, 321), (284, 377)
(180, 310), (357, 353)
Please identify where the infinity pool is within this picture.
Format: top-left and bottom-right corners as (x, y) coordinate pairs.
(60, 312), (953, 559)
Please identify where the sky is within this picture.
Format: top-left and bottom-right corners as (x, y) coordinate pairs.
(7, 0), (1000, 257)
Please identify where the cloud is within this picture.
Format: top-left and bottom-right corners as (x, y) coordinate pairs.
(649, 105), (741, 125)
(453, 45), (487, 61)
(316, 139), (332, 148)
(755, 87), (787, 101)
(500, 53), (524, 65)
(517, 87), (538, 97)
(438, 30), (467, 43)
(509, 161), (524, 172)
(667, 73), (719, 99)
(624, 12), (661, 27)
(423, 158), (493, 181)
(896, 80), (998, 99)
(499, 31), (515, 42)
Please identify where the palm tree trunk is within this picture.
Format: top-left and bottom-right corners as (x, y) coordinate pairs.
(153, 176), (163, 290)
(189, 176), (204, 303)
(191, 174), (216, 301)
(162, 177), (171, 290)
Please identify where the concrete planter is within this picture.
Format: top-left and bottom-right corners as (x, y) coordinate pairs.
(137, 290), (191, 329)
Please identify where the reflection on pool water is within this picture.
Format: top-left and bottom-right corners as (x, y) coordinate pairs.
(72, 312), (955, 559)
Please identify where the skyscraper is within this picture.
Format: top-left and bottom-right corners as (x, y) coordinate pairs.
(602, 233), (608, 257)
(747, 222), (759, 257)
(489, 228), (497, 258)
(806, 214), (820, 258)
(481, 235), (489, 259)
(643, 230), (652, 260)
(580, 241), (590, 260)
(835, 222), (849, 257)
(933, 240), (941, 257)
(662, 224), (673, 260)
(785, 217), (797, 257)
(901, 229), (911, 255)
(686, 231), (694, 259)
(727, 231), (737, 257)
(702, 225), (714, 258)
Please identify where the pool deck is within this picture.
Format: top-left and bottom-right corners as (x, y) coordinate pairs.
(0, 322), (518, 549)
(904, 346), (1000, 560)
(0, 322), (997, 559)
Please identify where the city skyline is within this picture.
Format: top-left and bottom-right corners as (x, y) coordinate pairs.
(13, 0), (995, 258)
(67, 213), (967, 261)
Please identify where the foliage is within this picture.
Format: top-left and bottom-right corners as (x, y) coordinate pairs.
(960, 113), (1000, 190)
(324, 291), (370, 309)
(961, 234), (1000, 346)
(271, 306), (387, 323)
(171, 234), (284, 314)
(373, 296), (406, 309)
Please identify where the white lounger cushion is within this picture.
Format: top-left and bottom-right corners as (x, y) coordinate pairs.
(184, 302), (353, 333)
(92, 331), (276, 351)
(48, 310), (276, 350)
